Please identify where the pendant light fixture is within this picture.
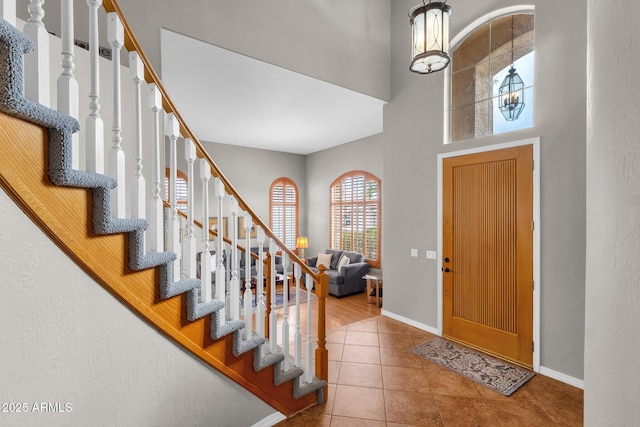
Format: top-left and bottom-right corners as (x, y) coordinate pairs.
(409, 1), (452, 74)
(498, 15), (525, 121)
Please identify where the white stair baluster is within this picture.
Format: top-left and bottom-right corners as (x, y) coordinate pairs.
(184, 139), (196, 278)
(179, 215), (187, 278)
(130, 52), (145, 220)
(57, 0), (79, 169)
(23, 0), (50, 107)
(107, 13), (125, 218)
(281, 252), (290, 372)
(147, 84), (163, 252)
(243, 212), (253, 339)
(256, 226), (266, 345)
(269, 238), (278, 354)
(214, 178), (226, 320)
(199, 159), (212, 303)
(294, 263), (302, 367)
(305, 273), (314, 383)
(85, 0), (104, 174)
(228, 196), (240, 321)
(0, 0), (16, 26)
(166, 113), (180, 282)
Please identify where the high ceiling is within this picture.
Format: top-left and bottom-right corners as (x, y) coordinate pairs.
(160, 29), (386, 155)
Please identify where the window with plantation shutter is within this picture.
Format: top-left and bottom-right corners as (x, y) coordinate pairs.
(330, 171), (381, 268)
(164, 168), (188, 214)
(270, 178), (298, 249)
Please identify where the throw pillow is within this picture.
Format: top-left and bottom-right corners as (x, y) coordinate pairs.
(317, 253), (333, 269)
(337, 254), (350, 273)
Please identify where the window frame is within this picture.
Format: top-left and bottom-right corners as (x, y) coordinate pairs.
(329, 170), (381, 269)
(164, 168), (188, 214)
(269, 177), (299, 250)
(444, 6), (535, 144)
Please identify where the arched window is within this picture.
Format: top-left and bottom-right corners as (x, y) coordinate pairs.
(449, 12), (534, 143)
(330, 171), (381, 268)
(164, 168), (188, 214)
(270, 178), (298, 249)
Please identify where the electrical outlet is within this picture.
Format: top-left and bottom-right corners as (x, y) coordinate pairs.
(426, 250), (437, 260)
(410, 248), (419, 257)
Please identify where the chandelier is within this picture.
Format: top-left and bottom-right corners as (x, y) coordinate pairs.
(498, 15), (525, 121)
(409, 1), (452, 74)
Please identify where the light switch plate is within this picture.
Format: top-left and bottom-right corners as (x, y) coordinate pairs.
(426, 250), (437, 259)
(411, 248), (419, 257)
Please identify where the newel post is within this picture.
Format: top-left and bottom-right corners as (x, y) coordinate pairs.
(264, 251), (272, 338)
(315, 264), (329, 397)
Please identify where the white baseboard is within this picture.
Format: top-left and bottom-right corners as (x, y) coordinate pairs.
(539, 366), (584, 390)
(381, 309), (439, 335)
(252, 411), (286, 427)
(381, 310), (584, 390)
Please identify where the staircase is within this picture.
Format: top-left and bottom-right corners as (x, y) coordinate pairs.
(0, 1), (327, 419)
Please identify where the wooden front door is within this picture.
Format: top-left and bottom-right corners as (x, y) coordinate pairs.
(443, 145), (533, 367)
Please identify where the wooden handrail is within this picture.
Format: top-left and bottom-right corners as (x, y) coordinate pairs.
(102, 0), (317, 279)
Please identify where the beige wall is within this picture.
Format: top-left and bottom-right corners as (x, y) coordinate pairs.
(383, 0), (586, 380)
(585, 0), (640, 424)
(0, 190), (276, 427)
(117, 0), (391, 101)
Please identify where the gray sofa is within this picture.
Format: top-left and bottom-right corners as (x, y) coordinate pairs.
(307, 249), (370, 297)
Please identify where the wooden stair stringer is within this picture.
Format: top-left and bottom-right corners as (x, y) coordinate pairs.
(0, 111), (319, 416)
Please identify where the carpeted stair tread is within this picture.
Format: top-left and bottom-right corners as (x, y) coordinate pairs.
(274, 365), (304, 386)
(211, 318), (245, 340)
(293, 377), (327, 401)
(254, 351), (285, 371)
(233, 334), (265, 357)
(187, 290), (224, 321)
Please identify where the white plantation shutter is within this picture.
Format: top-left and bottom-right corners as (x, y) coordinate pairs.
(164, 169), (188, 213)
(270, 178), (298, 249)
(330, 172), (381, 267)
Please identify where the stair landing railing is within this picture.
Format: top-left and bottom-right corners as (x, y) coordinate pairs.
(1, 0), (328, 397)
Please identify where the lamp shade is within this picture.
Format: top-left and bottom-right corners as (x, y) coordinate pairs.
(409, 1), (452, 74)
(296, 236), (309, 249)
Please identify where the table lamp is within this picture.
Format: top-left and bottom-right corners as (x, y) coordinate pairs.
(296, 236), (308, 259)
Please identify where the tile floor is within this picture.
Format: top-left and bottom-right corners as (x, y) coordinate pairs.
(276, 316), (583, 426)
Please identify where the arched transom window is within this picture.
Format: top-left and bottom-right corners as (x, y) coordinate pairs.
(330, 171), (381, 268)
(450, 12), (535, 143)
(270, 177), (298, 249)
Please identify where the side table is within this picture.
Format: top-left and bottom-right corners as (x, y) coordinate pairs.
(363, 274), (383, 308)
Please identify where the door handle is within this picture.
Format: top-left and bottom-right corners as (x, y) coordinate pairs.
(442, 267), (451, 273)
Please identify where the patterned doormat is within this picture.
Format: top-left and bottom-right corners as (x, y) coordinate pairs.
(411, 338), (535, 396)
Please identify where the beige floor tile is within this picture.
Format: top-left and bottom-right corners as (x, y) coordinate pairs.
(379, 346), (424, 368)
(331, 385), (386, 421)
(378, 332), (418, 349)
(326, 329), (347, 344)
(344, 330), (379, 347)
(347, 318), (379, 333)
(327, 342), (344, 361)
(341, 344), (381, 365)
(329, 416), (386, 427)
(327, 360), (340, 384)
(384, 389), (443, 426)
(432, 394), (499, 427)
(337, 362), (383, 389)
(381, 365), (431, 393)
(422, 363), (484, 399)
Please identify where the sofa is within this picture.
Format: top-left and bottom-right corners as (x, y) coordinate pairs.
(307, 249), (370, 297)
